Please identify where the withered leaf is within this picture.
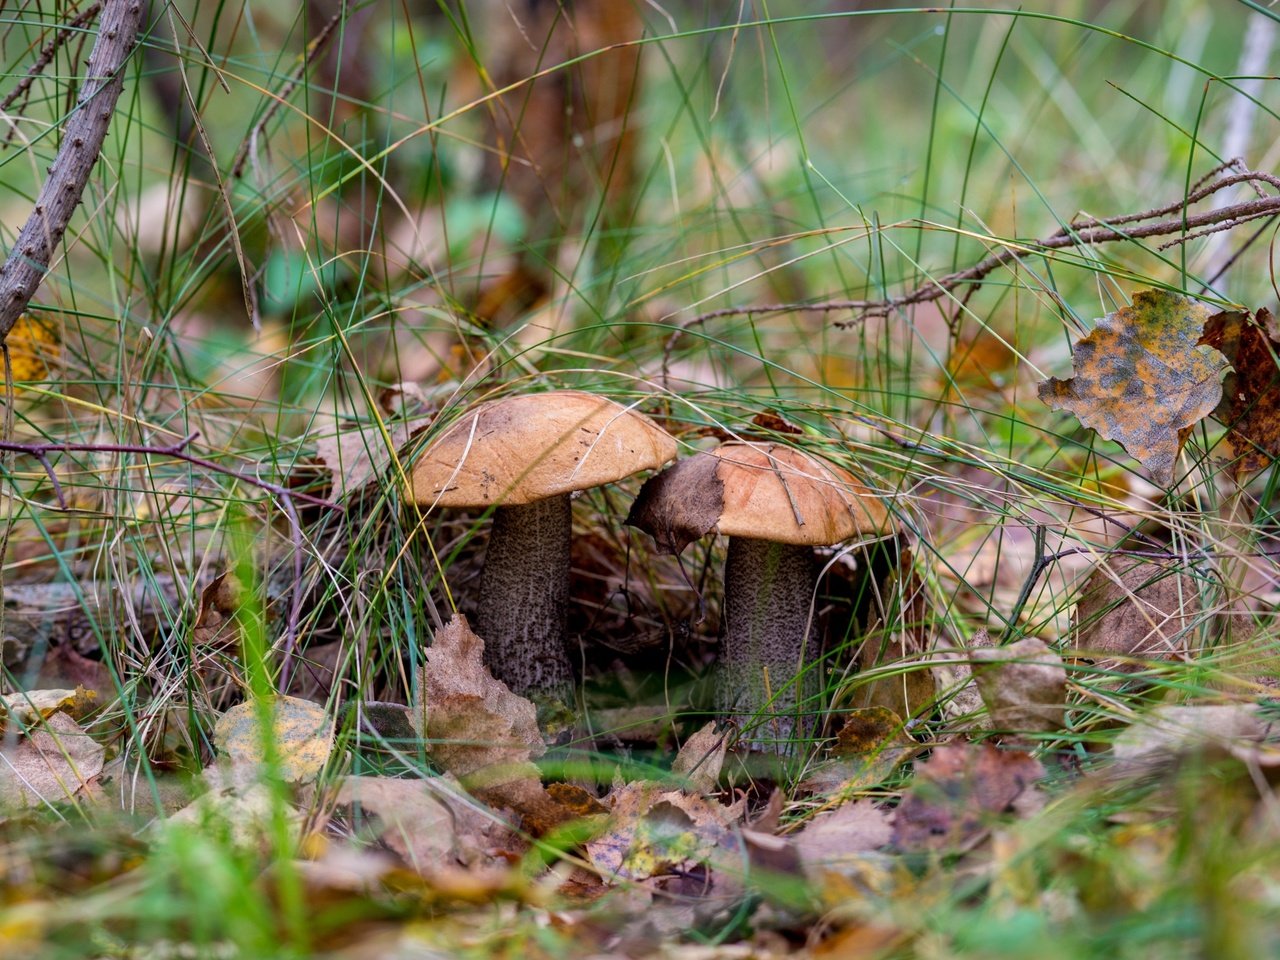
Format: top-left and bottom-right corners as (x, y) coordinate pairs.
(1200, 307), (1280, 476)
(671, 721), (727, 793)
(213, 695), (333, 784)
(1112, 704), (1268, 766)
(793, 801), (893, 875)
(1038, 289), (1229, 486)
(891, 743), (1045, 852)
(412, 614), (569, 832)
(0, 712), (105, 811)
(333, 776), (458, 871)
(192, 572), (241, 647)
(1, 686), (97, 732)
(1071, 557), (1201, 674)
(750, 409), (804, 435)
(802, 707), (918, 796)
(972, 637), (1066, 734)
(626, 453), (723, 554)
(585, 780), (742, 884)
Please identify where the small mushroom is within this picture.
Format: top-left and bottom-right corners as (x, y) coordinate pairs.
(627, 442), (894, 752)
(410, 390), (677, 700)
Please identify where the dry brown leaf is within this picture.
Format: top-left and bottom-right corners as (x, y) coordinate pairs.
(1038, 289), (1229, 486)
(792, 801), (893, 878)
(192, 572), (241, 647)
(802, 707), (918, 796)
(586, 781), (743, 884)
(891, 743), (1045, 852)
(213, 695), (333, 784)
(933, 629), (996, 728)
(1200, 307), (1280, 476)
(333, 776), (458, 872)
(412, 614), (569, 832)
(0, 712), (105, 811)
(0, 686), (96, 732)
(1071, 557), (1203, 674)
(1112, 704), (1269, 765)
(973, 637), (1067, 734)
(672, 722), (728, 793)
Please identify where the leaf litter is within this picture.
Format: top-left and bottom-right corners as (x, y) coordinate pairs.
(1038, 289), (1229, 486)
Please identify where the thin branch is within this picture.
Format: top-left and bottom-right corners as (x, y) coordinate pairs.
(0, 0), (144, 340)
(0, 2), (104, 127)
(661, 167), (1280, 372)
(0, 432), (342, 512)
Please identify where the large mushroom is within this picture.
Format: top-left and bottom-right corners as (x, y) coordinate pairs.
(410, 390), (677, 700)
(627, 442), (894, 752)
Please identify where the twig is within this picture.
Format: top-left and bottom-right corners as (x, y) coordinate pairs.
(0, 2), (104, 133)
(661, 167), (1280, 375)
(0, 432), (342, 512)
(227, 4), (348, 180)
(0, 0), (144, 340)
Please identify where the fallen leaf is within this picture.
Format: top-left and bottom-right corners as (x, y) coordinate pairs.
(412, 614), (568, 832)
(933, 629), (996, 728)
(1071, 557), (1203, 674)
(672, 722), (728, 793)
(1038, 289), (1229, 486)
(892, 743), (1045, 852)
(802, 707), (918, 796)
(0, 686), (97, 732)
(0, 313), (59, 389)
(1112, 704), (1268, 765)
(333, 776), (459, 872)
(166, 782), (302, 851)
(586, 781), (742, 884)
(750, 409), (804, 435)
(192, 572), (241, 647)
(625, 453), (724, 554)
(973, 637), (1067, 734)
(792, 801), (893, 876)
(0, 712), (105, 811)
(213, 695), (334, 784)
(1200, 307), (1280, 476)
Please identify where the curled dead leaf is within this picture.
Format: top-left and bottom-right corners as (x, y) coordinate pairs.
(1071, 557), (1203, 675)
(671, 722), (728, 793)
(1200, 307), (1280, 476)
(412, 614), (570, 833)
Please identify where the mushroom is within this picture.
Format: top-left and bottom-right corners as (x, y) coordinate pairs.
(627, 442), (894, 751)
(410, 390), (677, 700)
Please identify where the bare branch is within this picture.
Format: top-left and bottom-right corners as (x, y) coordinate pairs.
(0, 0), (144, 341)
(662, 167), (1280, 371)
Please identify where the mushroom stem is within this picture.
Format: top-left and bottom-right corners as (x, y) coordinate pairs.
(475, 495), (574, 699)
(717, 537), (820, 753)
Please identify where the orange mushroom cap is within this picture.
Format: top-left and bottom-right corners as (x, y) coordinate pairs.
(410, 390), (677, 508)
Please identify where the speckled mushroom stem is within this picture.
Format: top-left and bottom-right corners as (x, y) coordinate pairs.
(476, 495), (574, 699)
(716, 537), (820, 753)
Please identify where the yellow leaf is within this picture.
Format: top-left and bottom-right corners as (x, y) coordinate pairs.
(213, 695), (333, 784)
(0, 314), (59, 389)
